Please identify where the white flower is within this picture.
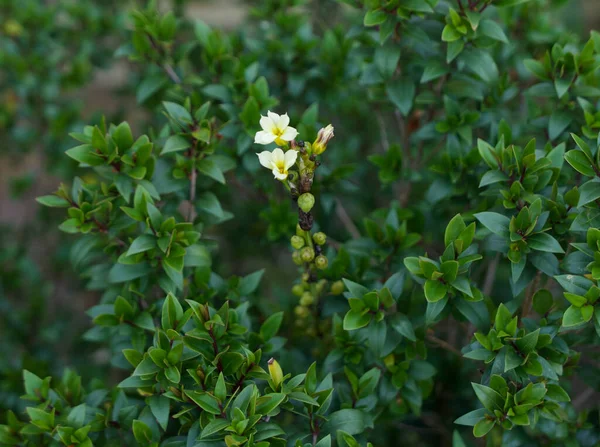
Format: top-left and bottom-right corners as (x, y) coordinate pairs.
(257, 148), (298, 180)
(255, 111), (299, 146)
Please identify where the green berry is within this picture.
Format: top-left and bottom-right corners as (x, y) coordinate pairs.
(300, 292), (314, 306)
(294, 305), (309, 318)
(292, 284), (304, 296)
(315, 254), (328, 270)
(291, 235), (305, 249)
(292, 251), (303, 265)
(313, 232), (326, 245)
(330, 280), (344, 295)
(300, 247), (315, 262)
(298, 193), (315, 213)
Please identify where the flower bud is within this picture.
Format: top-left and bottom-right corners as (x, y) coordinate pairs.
(302, 272), (310, 282)
(312, 124), (334, 155)
(292, 284), (304, 296)
(292, 250), (303, 265)
(315, 254), (328, 270)
(268, 358), (284, 389)
(300, 247), (315, 263)
(298, 193), (315, 213)
(330, 280), (344, 295)
(300, 292), (314, 306)
(290, 235), (305, 250)
(313, 232), (327, 246)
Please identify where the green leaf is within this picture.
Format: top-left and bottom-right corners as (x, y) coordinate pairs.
(315, 435), (332, 447)
(527, 233), (564, 253)
(113, 122), (134, 149)
(197, 158), (226, 184)
(343, 309), (371, 330)
(127, 234), (156, 256)
(66, 144), (104, 166)
(473, 418), (495, 437)
(424, 279), (447, 302)
(342, 279), (370, 297)
(455, 408), (488, 426)
(565, 150), (596, 177)
(200, 419), (230, 439)
(479, 19), (508, 43)
(239, 269), (264, 295)
(409, 360), (436, 380)
(149, 395), (170, 431)
(364, 9), (386, 27)
(260, 312), (284, 341)
(387, 78), (416, 116)
(185, 391), (221, 415)
(389, 313), (416, 341)
(577, 180), (600, 206)
(163, 101), (192, 125)
(326, 409), (372, 436)
(548, 111), (572, 141)
(132, 420), (152, 444)
(475, 212), (510, 237)
(36, 195), (70, 207)
(546, 384), (570, 402)
(161, 135), (191, 155)
(240, 97), (260, 127)
(472, 383), (504, 412)
(562, 306), (585, 327)
(445, 214), (466, 246)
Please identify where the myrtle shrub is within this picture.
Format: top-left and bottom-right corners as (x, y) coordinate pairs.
(2, 0), (600, 446)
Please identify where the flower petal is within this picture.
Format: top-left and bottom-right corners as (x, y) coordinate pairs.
(272, 168), (288, 180)
(255, 130), (276, 145)
(260, 115), (276, 132)
(277, 113), (290, 129)
(280, 126), (298, 141)
(271, 148), (285, 164)
(257, 151), (274, 169)
(284, 150), (298, 170)
(267, 110), (281, 125)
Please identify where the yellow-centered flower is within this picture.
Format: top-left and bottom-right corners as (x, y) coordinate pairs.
(255, 111), (299, 146)
(257, 148), (298, 180)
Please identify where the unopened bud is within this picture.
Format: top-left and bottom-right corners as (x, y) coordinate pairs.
(291, 235), (305, 250)
(298, 193), (315, 213)
(312, 125), (334, 155)
(313, 232), (327, 246)
(292, 284), (304, 296)
(330, 280), (344, 295)
(315, 255), (328, 270)
(300, 292), (314, 306)
(268, 358), (284, 389)
(300, 247), (315, 263)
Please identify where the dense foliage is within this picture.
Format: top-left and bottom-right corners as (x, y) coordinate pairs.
(2, 0), (600, 446)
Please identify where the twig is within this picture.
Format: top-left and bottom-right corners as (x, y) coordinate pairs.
(335, 199), (360, 239)
(522, 271), (541, 319)
(146, 33), (182, 85)
(375, 110), (390, 151)
(187, 142), (198, 222)
(482, 253), (500, 296)
(426, 334), (462, 357)
(573, 387), (597, 410)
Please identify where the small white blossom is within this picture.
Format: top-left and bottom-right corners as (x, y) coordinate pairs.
(257, 148), (298, 180)
(255, 111), (299, 146)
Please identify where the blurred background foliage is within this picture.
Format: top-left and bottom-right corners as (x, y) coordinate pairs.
(1, 0), (600, 442)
